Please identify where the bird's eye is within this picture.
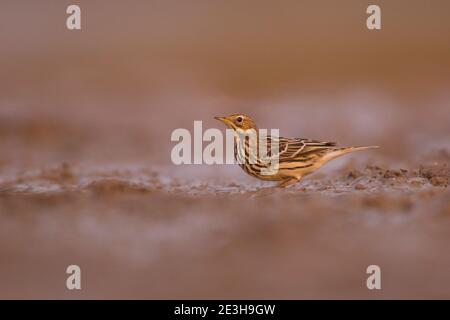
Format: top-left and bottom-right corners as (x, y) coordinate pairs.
(236, 116), (243, 123)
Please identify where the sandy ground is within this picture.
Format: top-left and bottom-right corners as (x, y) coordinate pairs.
(0, 151), (449, 299)
(1, 0), (450, 299)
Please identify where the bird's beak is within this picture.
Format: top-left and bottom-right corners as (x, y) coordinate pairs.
(214, 116), (232, 127)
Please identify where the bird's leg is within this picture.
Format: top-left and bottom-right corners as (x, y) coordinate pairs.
(249, 178), (301, 198)
(277, 177), (301, 188)
(249, 185), (279, 198)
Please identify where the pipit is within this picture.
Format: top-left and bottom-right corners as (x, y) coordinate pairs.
(215, 114), (378, 188)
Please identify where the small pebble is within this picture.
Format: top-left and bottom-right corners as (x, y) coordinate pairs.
(430, 176), (448, 187)
(355, 183), (367, 190)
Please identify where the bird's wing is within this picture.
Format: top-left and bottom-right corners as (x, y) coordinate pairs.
(265, 136), (336, 160)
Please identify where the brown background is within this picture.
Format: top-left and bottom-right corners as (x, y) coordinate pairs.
(0, 1), (449, 299)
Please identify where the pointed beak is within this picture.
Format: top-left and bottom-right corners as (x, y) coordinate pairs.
(214, 116), (231, 126)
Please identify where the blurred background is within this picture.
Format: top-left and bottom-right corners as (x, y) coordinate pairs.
(0, 0), (449, 299)
(0, 0), (449, 168)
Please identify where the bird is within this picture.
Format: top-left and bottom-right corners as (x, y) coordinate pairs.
(215, 113), (378, 188)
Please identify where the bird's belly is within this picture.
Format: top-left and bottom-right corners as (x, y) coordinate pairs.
(238, 163), (285, 181)
(277, 161), (318, 178)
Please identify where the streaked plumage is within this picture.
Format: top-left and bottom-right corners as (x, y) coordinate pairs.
(215, 114), (378, 188)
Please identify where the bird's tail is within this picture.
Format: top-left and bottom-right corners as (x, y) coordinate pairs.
(323, 145), (379, 162)
(339, 145), (380, 153)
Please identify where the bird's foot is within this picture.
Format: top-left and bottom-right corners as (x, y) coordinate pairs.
(248, 185), (282, 198)
(277, 178), (301, 188)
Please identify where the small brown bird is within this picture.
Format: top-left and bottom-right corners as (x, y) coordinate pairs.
(215, 114), (378, 188)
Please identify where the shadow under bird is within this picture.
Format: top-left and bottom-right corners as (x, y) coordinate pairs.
(215, 114), (378, 188)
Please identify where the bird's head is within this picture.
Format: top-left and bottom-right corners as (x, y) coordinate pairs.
(214, 114), (257, 131)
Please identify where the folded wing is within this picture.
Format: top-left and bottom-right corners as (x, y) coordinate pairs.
(265, 136), (337, 161)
